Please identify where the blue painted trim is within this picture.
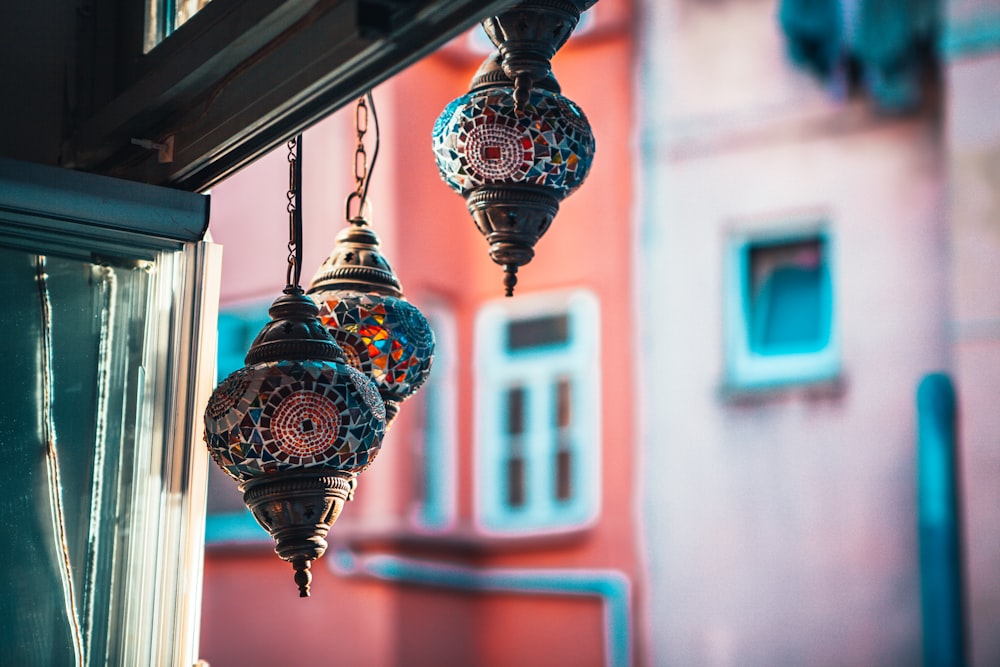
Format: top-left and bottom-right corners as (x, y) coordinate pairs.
(943, 13), (1000, 60)
(330, 550), (631, 667)
(204, 510), (270, 544)
(0, 157), (209, 245)
(216, 304), (272, 379)
(724, 226), (840, 390)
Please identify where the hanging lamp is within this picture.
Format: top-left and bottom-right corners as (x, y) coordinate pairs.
(308, 93), (435, 430)
(204, 136), (386, 597)
(431, 0), (597, 296)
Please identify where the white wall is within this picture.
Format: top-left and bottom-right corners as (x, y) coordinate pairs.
(636, 1), (948, 663)
(947, 39), (1000, 666)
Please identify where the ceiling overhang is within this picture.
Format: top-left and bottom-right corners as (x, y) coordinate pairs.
(66, 0), (516, 191)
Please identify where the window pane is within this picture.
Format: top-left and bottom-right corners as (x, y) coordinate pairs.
(555, 378), (573, 501)
(216, 307), (270, 380)
(173, 0), (212, 30)
(506, 386), (526, 435)
(0, 158), (217, 665)
(506, 313), (570, 351)
(556, 378), (572, 428)
(556, 449), (573, 502)
(0, 249), (149, 665)
(146, 0), (213, 50)
(476, 289), (600, 532)
(748, 238), (828, 354)
(507, 457), (526, 508)
(505, 387), (527, 507)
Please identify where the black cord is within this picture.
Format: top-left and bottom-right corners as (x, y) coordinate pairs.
(358, 90), (380, 216)
(286, 134), (304, 290)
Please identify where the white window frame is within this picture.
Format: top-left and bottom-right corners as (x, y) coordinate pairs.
(475, 289), (601, 535)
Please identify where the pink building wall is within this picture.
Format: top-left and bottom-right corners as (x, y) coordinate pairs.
(200, 3), (641, 665)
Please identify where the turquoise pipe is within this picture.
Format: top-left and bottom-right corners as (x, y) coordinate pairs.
(330, 549), (631, 667)
(916, 373), (967, 667)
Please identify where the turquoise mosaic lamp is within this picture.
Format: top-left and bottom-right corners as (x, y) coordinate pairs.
(432, 0), (597, 296)
(204, 137), (386, 597)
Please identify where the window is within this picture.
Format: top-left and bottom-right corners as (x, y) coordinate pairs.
(725, 227), (839, 389)
(205, 301), (275, 544)
(216, 303), (272, 379)
(145, 0), (213, 51)
(410, 303), (457, 531)
(0, 158), (219, 666)
(475, 290), (600, 534)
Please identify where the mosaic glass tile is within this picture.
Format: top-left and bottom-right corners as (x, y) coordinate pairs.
(204, 359), (385, 482)
(312, 291), (435, 403)
(431, 86), (595, 199)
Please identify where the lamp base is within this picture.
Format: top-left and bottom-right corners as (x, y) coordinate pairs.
(467, 185), (560, 296)
(241, 469), (353, 596)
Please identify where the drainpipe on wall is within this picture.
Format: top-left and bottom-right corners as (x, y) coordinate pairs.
(329, 549), (632, 667)
(916, 373), (967, 667)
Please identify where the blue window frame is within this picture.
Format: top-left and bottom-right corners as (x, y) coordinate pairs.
(475, 290), (601, 534)
(725, 227), (839, 389)
(215, 303), (271, 380)
(204, 301), (274, 544)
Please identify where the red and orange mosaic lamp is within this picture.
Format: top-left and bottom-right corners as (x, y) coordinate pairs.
(203, 136), (389, 597)
(308, 95), (434, 431)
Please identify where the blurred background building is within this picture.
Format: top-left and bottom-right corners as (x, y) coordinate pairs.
(199, 0), (1000, 665)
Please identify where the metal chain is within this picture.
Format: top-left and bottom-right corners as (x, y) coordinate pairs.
(354, 95), (368, 197)
(346, 91), (379, 223)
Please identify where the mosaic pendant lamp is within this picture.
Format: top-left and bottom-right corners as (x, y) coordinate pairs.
(307, 220), (435, 428)
(309, 92), (434, 433)
(204, 137), (386, 597)
(431, 0), (597, 296)
(204, 288), (385, 596)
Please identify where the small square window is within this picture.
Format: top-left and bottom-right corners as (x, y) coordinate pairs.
(725, 228), (839, 389)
